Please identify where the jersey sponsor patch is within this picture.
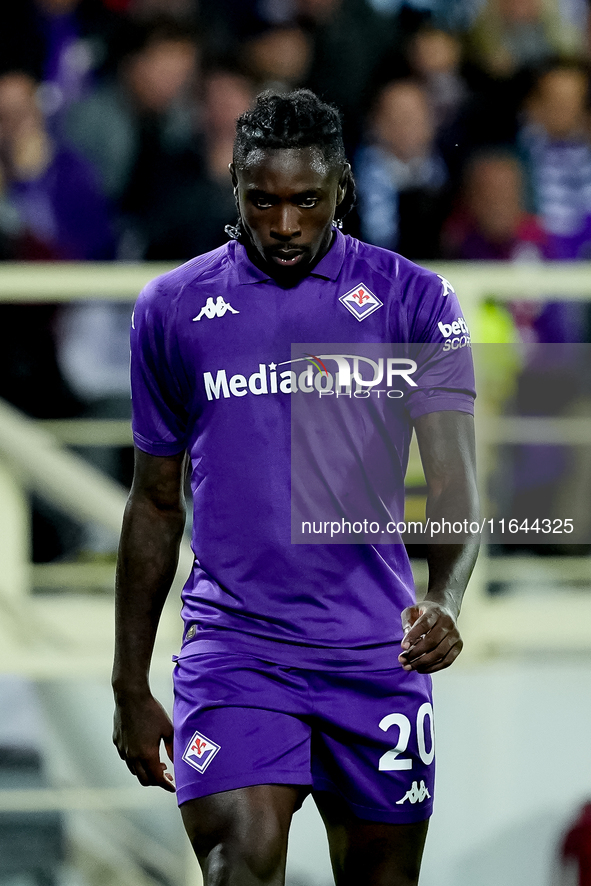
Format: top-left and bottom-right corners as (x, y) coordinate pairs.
(438, 316), (471, 352)
(339, 283), (383, 321)
(182, 729), (221, 773)
(396, 779), (431, 805)
(193, 296), (239, 321)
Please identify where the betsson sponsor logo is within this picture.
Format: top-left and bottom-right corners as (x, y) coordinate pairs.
(438, 317), (471, 352)
(202, 355), (418, 401)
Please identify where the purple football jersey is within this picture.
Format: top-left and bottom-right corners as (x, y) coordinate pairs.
(130, 230), (475, 669)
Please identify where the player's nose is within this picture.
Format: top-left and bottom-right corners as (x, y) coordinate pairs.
(270, 204), (301, 240)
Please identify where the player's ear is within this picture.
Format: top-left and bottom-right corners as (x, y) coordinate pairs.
(230, 163), (238, 191)
(336, 163), (351, 206)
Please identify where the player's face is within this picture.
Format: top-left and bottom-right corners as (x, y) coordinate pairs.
(232, 147), (347, 284)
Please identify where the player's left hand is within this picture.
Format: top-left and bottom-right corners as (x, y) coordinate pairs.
(398, 601), (463, 673)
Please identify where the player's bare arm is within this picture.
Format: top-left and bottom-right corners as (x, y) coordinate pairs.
(399, 410), (479, 674)
(112, 447), (187, 792)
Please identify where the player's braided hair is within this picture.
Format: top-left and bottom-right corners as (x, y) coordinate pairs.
(225, 89), (356, 241)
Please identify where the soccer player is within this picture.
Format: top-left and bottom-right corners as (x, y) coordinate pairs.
(112, 89), (479, 886)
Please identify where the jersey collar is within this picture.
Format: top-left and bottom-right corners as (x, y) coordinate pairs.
(234, 228), (346, 285)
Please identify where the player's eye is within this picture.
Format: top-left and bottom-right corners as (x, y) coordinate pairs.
(298, 196), (319, 208)
(250, 193), (275, 209)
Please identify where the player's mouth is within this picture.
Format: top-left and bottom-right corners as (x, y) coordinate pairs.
(269, 248), (307, 267)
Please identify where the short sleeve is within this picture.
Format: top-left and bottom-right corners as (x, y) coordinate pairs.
(130, 277), (189, 456)
(404, 271), (476, 420)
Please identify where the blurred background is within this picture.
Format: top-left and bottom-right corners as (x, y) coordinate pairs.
(2, 0), (591, 884)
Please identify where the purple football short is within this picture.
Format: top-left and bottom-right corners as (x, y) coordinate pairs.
(173, 652), (434, 823)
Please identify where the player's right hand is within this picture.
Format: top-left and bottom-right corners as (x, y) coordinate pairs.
(113, 692), (176, 792)
(398, 601), (463, 673)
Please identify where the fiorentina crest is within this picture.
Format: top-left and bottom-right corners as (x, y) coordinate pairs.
(339, 283), (383, 321)
(182, 730), (221, 773)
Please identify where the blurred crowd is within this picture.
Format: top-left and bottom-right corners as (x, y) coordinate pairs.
(2, 0), (591, 557)
(0, 0), (590, 267)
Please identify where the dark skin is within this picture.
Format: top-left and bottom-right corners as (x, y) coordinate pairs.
(230, 146), (349, 287)
(113, 147), (479, 885)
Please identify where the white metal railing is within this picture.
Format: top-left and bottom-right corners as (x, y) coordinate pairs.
(0, 397), (127, 530)
(1, 258), (590, 303)
(0, 394), (193, 675)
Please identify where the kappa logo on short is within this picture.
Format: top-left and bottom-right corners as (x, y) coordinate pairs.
(182, 730), (221, 773)
(339, 283), (383, 321)
(396, 780), (431, 805)
(193, 296), (239, 321)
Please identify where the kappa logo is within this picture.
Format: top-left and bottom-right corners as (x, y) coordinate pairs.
(339, 283), (383, 321)
(396, 780), (431, 805)
(437, 275), (455, 297)
(193, 296), (239, 321)
(182, 730), (221, 773)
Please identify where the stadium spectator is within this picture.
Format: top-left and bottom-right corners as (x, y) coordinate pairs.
(440, 149), (551, 343)
(0, 67), (106, 429)
(519, 59), (591, 261)
(296, 0), (390, 148)
(63, 17), (198, 209)
(366, 0), (482, 32)
(197, 0), (269, 63)
(240, 25), (312, 93)
(355, 78), (449, 259)
(0, 0), (125, 116)
(0, 71), (115, 260)
(462, 0), (587, 154)
(441, 148), (583, 556)
(407, 25), (467, 132)
(0, 157), (59, 261)
(138, 68), (255, 259)
(127, 0), (199, 24)
(442, 149), (547, 262)
(442, 147), (584, 343)
(404, 23), (475, 182)
(0, 69), (116, 560)
(466, 0), (584, 80)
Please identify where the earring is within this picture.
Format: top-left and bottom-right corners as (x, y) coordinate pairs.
(225, 223), (240, 240)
